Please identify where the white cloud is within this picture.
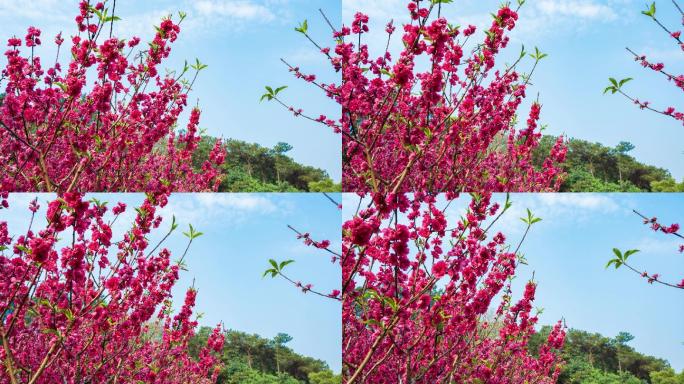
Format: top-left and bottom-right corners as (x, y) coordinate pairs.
(0, 0), (70, 21)
(536, 0), (617, 20)
(345, 193), (622, 239)
(482, 194), (622, 238)
(158, 193), (282, 227)
(285, 45), (329, 65)
(342, 0), (629, 53)
(116, 9), (175, 41)
(635, 45), (683, 62)
(194, 193), (277, 212)
(0, 0), (289, 44)
(193, 0), (275, 22)
(632, 235), (683, 255)
(183, 0), (295, 34)
(535, 193), (619, 212)
(343, 0), (403, 23)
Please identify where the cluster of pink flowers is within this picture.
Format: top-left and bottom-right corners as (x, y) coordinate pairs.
(0, 193), (224, 383)
(270, 0), (567, 193)
(341, 192), (565, 382)
(607, 1), (684, 125)
(0, 1), (225, 193)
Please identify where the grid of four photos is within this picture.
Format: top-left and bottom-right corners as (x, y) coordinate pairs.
(0, 0), (682, 383)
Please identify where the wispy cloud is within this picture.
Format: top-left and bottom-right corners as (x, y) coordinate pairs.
(483, 194), (622, 238)
(159, 193), (284, 227)
(0, 0), (70, 21)
(194, 193), (278, 212)
(182, 0), (293, 34)
(534, 193), (620, 212)
(0, 0), (290, 43)
(632, 236), (683, 255)
(193, 0), (276, 22)
(634, 45), (683, 62)
(342, 0), (403, 22)
(536, 0), (617, 20)
(342, 0), (630, 52)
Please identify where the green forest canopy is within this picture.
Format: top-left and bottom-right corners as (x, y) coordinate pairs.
(189, 327), (341, 384)
(532, 136), (684, 192)
(529, 326), (684, 384)
(192, 136), (341, 193)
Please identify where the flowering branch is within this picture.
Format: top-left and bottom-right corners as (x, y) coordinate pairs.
(0, 0), (225, 193)
(0, 193), (224, 383)
(265, 0), (567, 193)
(606, 1), (684, 125)
(608, 210), (684, 290)
(263, 195), (342, 301)
(342, 192), (565, 383)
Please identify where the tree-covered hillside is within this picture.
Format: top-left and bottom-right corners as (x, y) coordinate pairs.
(189, 327), (340, 384)
(192, 137), (341, 192)
(532, 136), (684, 192)
(529, 326), (684, 383)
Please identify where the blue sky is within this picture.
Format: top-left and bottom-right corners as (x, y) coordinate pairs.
(343, 193), (684, 371)
(0, 0), (341, 181)
(343, 0), (684, 180)
(1, 193), (342, 372)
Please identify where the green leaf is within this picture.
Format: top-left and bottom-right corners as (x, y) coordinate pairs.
(384, 297), (399, 311)
(530, 47), (548, 61)
(521, 208), (541, 225)
(279, 259), (295, 270)
(431, 0), (454, 4)
(362, 289), (382, 302)
(190, 58), (208, 71)
(182, 224), (203, 239)
(503, 193), (513, 211)
(42, 328), (60, 336)
(92, 8), (103, 21)
(623, 249), (640, 261)
(295, 19), (308, 34)
(612, 248), (623, 261)
(641, 2), (656, 17)
(269, 259), (279, 271)
(54, 82), (68, 92)
(274, 86), (287, 95)
(363, 318), (383, 327)
(619, 77), (633, 87)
